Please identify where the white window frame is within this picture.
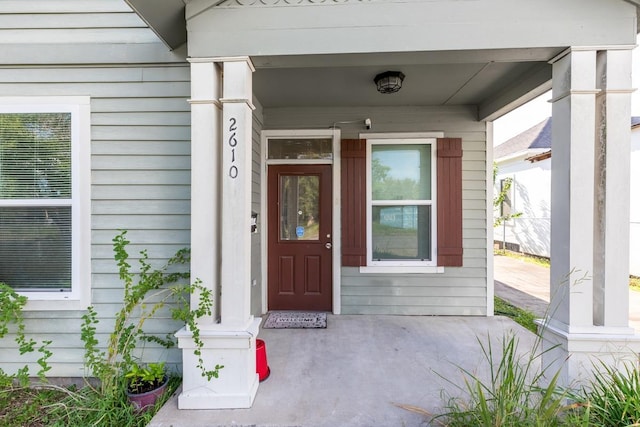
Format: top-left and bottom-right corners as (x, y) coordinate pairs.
(0, 96), (91, 310)
(361, 132), (443, 274)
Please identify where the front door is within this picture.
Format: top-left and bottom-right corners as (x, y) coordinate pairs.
(268, 164), (332, 311)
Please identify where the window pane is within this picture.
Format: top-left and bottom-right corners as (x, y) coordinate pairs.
(0, 206), (72, 290)
(0, 113), (71, 199)
(372, 205), (431, 261)
(268, 138), (332, 160)
(372, 144), (431, 201)
(279, 175), (320, 241)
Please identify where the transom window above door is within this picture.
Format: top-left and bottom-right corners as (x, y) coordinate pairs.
(267, 138), (332, 161)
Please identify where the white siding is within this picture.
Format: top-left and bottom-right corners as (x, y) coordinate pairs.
(0, 1), (190, 377)
(264, 105), (488, 315)
(494, 156), (552, 258)
(631, 128), (640, 277)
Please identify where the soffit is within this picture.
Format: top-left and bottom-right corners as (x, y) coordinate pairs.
(251, 48), (557, 120)
(125, 0), (187, 49)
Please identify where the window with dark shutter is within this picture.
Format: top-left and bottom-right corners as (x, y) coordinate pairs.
(341, 136), (463, 268)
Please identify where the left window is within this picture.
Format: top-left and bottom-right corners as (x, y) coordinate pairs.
(0, 97), (90, 310)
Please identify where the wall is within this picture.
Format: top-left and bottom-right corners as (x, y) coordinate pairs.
(264, 105), (489, 315)
(494, 156), (552, 258)
(0, 0), (190, 377)
(251, 98), (264, 315)
(631, 128), (640, 276)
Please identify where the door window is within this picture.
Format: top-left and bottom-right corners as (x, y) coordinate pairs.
(279, 175), (320, 241)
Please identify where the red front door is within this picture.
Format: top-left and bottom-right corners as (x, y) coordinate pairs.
(267, 164), (333, 311)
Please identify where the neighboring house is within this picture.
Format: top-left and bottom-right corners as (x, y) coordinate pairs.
(494, 117), (640, 277)
(631, 118), (640, 277)
(494, 118), (552, 257)
(1, 0), (639, 409)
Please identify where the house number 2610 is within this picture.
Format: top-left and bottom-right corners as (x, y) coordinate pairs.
(228, 117), (238, 179)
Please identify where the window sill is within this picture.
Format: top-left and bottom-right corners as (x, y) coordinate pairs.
(359, 266), (445, 274)
(21, 292), (89, 311)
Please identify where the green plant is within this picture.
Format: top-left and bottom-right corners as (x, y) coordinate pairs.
(493, 162), (522, 228)
(81, 230), (222, 397)
(565, 361), (640, 426)
(125, 362), (166, 395)
(433, 332), (570, 426)
(0, 283), (52, 387)
(494, 297), (537, 333)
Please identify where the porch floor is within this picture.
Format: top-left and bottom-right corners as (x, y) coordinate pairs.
(150, 314), (535, 427)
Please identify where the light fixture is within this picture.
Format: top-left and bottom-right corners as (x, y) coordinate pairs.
(374, 71), (405, 94)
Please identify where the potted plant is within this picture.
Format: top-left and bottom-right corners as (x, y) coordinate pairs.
(125, 361), (169, 411)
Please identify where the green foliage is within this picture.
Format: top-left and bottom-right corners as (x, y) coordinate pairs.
(0, 283), (52, 386)
(125, 362), (166, 394)
(493, 162), (522, 227)
(434, 333), (571, 427)
(81, 230), (222, 397)
(565, 361), (640, 426)
(494, 297), (538, 333)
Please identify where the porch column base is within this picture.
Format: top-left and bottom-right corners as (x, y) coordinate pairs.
(176, 317), (261, 409)
(540, 320), (640, 388)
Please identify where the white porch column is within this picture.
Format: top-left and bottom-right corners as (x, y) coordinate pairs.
(542, 47), (640, 388)
(177, 57), (261, 409)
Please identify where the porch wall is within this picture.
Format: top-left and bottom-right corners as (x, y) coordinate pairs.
(264, 105), (488, 315)
(0, 0), (190, 377)
(251, 98), (264, 315)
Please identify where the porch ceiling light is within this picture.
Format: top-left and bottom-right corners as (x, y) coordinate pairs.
(374, 71), (405, 94)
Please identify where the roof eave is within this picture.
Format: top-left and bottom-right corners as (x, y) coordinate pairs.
(125, 0), (187, 50)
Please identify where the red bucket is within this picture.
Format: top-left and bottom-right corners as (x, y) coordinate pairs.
(256, 339), (270, 382)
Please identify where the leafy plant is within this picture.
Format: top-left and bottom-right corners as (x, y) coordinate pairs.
(493, 162), (522, 228)
(125, 362), (166, 395)
(0, 283), (52, 387)
(81, 230), (223, 397)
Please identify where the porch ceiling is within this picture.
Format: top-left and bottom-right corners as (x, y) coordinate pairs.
(251, 48), (559, 120)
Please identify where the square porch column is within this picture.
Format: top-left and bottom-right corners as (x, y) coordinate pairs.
(542, 47), (640, 388)
(177, 57), (261, 409)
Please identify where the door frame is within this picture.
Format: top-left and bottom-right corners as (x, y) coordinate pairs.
(261, 129), (341, 314)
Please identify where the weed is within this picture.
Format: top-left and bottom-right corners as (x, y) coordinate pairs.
(433, 332), (571, 427)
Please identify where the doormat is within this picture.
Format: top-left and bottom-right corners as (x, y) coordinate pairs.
(263, 311), (327, 329)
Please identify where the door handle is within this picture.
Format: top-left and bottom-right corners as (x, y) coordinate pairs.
(325, 242), (332, 249)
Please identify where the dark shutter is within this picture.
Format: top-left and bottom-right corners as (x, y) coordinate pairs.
(341, 139), (367, 266)
(437, 137), (463, 266)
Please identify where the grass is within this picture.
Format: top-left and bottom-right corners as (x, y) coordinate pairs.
(494, 297), (537, 333)
(494, 249), (550, 268)
(0, 376), (180, 426)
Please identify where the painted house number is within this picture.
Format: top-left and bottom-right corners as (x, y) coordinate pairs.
(228, 117), (238, 179)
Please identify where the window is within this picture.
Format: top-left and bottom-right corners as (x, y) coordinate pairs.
(366, 138), (437, 266)
(0, 97), (90, 310)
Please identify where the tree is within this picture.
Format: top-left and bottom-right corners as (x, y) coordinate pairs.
(493, 162), (521, 227)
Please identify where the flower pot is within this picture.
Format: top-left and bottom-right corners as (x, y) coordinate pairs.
(126, 376), (169, 411)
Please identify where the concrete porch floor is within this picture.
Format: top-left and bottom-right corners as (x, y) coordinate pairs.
(150, 315), (535, 427)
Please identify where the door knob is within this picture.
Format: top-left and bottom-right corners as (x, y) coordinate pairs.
(325, 242), (332, 249)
